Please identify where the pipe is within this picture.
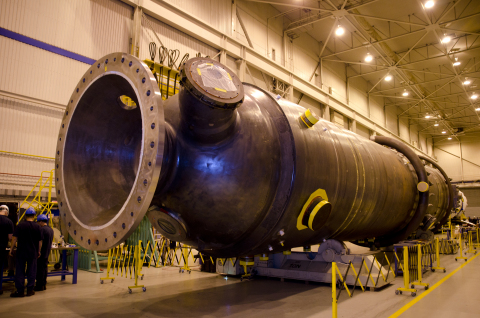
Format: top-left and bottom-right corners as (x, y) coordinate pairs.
(419, 155), (453, 230)
(370, 135), (429, 246)
(56, 53), (452, 256)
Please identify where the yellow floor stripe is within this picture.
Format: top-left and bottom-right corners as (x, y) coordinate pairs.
(389, 252), (479, 318)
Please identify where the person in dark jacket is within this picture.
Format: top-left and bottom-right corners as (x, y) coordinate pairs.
(9, 208), (43, 297)
(0, 205), (14, 296)
(34, 214), (53, 291)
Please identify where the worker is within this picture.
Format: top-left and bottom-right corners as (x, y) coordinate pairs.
(0, 205), (14, 296)
(34, 214), (53, 291)
(9, 208), (43, 297)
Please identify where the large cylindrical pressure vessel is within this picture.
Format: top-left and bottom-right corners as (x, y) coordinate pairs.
(56, 53), (451, 256)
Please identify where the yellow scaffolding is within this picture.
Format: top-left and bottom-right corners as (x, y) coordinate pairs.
(17, 169), (55, 226)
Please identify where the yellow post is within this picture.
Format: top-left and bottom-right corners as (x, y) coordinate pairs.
(128, 240), (146, 293)
(396, 246), (416, 296)
(180, 244), (191, 273)
(411, 244), (429, 289)
(100, 249), (115, 284)
(466, 231), (477, 255)
(455, 231), (468, 261)
(332, 262), (337, 318)
(432, 237), (446, 272)
(475, 228), (480, 248)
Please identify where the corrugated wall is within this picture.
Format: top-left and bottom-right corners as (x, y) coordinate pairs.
(0, 0), (133, 198)
(140, 13), (219, 64)
(0, 95), (62, 196)
(0, 0), (132, 59)
(164, 0), (231, 35)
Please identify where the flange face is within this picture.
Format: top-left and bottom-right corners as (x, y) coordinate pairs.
(55, 53), (164, 250)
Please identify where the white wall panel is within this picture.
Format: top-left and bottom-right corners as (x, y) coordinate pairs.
(385, 105), (397, 134)
(435, 143), (463, 181)
(369, 95), (384, 127)
(0, 96), (61, 192)
(0, 0), (132, 60)
(0, 36), (89, 105)
(410, 125), (419, 147)
(322, 62), (347, 104)
(356, 123), (370, 139)
(293, 90), (322, 117)
(140, 14), (219, 64)
(399, 118), (409, 141)
(349, 77), (368, 117)
(165, 0), (231, 35)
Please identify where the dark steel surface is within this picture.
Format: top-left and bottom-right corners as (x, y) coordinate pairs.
(57, 54), (452, 256)
(56, 53), (164, 250)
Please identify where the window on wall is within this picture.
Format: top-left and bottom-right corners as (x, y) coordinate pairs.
(272, 48), (276, 61)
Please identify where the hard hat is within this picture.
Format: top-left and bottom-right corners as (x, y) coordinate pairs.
(0, 205), (8, 212)
(37, 214), (49, 222)
(25, 207), (36, 215)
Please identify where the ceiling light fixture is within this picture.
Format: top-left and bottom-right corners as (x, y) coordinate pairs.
(402, 89), (409, 96)
(442, 130), (446, 134)
(425, 113), (431, 119)
(364, 53), (373, 62)
(476, 107), (480, 111)
(463, 79), (471, 85)
(425, 1), (434, 8)
(335, 25), (344, 36)
(471, 93), (478, 100)
(453, 57), (461, 66)
(385, 75), (392, 81)
(441, 35), (451, 43)
(434, 122), (439, 126)
(448, 137), (452, 140)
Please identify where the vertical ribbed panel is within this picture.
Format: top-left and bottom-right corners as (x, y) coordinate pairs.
(0, 95), (62, 194)
(140, 14), (218, 63)
(0, 36), (88, 105)
(0, 0), (133, 59)
(164, 0), (231, 35)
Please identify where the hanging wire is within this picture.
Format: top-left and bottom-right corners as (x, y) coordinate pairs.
(178, 53), (189, 70)
(159, 46), (168, 65)
(149, 42), (157, 61)
(168, 49), (180, 69)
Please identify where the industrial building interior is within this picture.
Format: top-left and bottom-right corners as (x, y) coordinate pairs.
(1, 0), (480, 317)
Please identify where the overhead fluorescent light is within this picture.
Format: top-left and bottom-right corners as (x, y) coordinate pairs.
(364, 53), (373, 62)
(385, 75), (392, 81)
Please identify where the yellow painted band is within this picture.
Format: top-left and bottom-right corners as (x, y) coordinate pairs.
(206, 63), (213, 66)
(389, 252), (480, 318)
(305, 109), (319, 125)
(214, 87), (227, 92)
(227, 72), (232, 81)
(297, 189), (329, 230)
(197, 68), (201, 75)
(300, 115), (312, 128)
(308, 200), (329, 231)
(283, 250), (291, 255)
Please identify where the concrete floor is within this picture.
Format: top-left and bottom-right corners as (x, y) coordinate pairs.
(0, 246), (478, 317)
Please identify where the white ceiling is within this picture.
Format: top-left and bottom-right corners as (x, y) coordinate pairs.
(246, 0), (480, 141)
